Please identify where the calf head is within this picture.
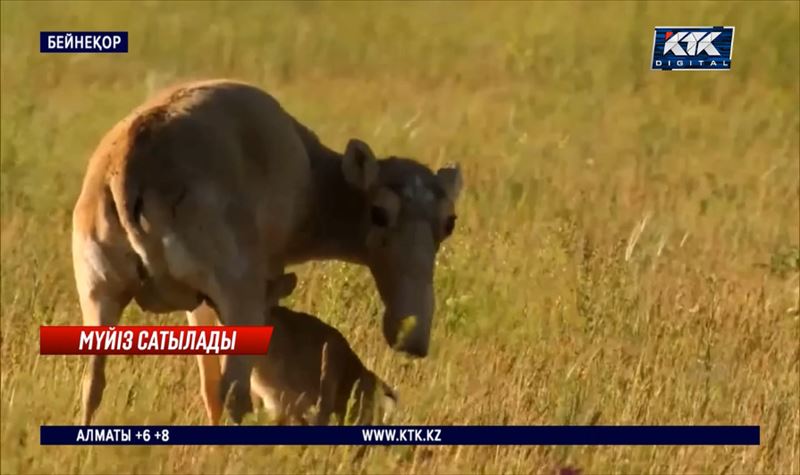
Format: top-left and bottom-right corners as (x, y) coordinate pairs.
(265, 272), (298, 304)
(342, 139), (462, 357)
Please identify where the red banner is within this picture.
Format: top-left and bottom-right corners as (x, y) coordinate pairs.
(39, 326), (273, 355)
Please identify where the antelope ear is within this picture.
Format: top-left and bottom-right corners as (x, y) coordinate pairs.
(436, 164), (463, 202)
(342, 138), (379, 191)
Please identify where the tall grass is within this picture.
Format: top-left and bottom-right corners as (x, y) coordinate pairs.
(1, 1), (798, 473)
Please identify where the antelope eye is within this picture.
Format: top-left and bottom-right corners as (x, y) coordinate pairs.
(371, 206), (390, 227)
(444, 215), (457, 236)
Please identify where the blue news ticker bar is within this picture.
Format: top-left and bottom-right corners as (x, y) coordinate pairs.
(41, 425), (760, 446)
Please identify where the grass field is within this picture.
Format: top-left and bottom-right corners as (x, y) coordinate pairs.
(1, 1), (799, 474)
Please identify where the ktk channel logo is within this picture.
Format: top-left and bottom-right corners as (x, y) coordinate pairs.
(651, 26), (735, 71)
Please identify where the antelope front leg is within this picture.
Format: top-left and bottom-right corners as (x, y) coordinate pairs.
(213, 278), (266, 424)
(187, 303), (224, 425)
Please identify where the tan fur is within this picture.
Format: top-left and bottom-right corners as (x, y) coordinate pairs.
(250, 274), (397, 425)
(72, 79), (460, 425)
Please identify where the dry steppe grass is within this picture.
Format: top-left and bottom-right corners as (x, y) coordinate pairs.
(1, 1), (798, 474)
